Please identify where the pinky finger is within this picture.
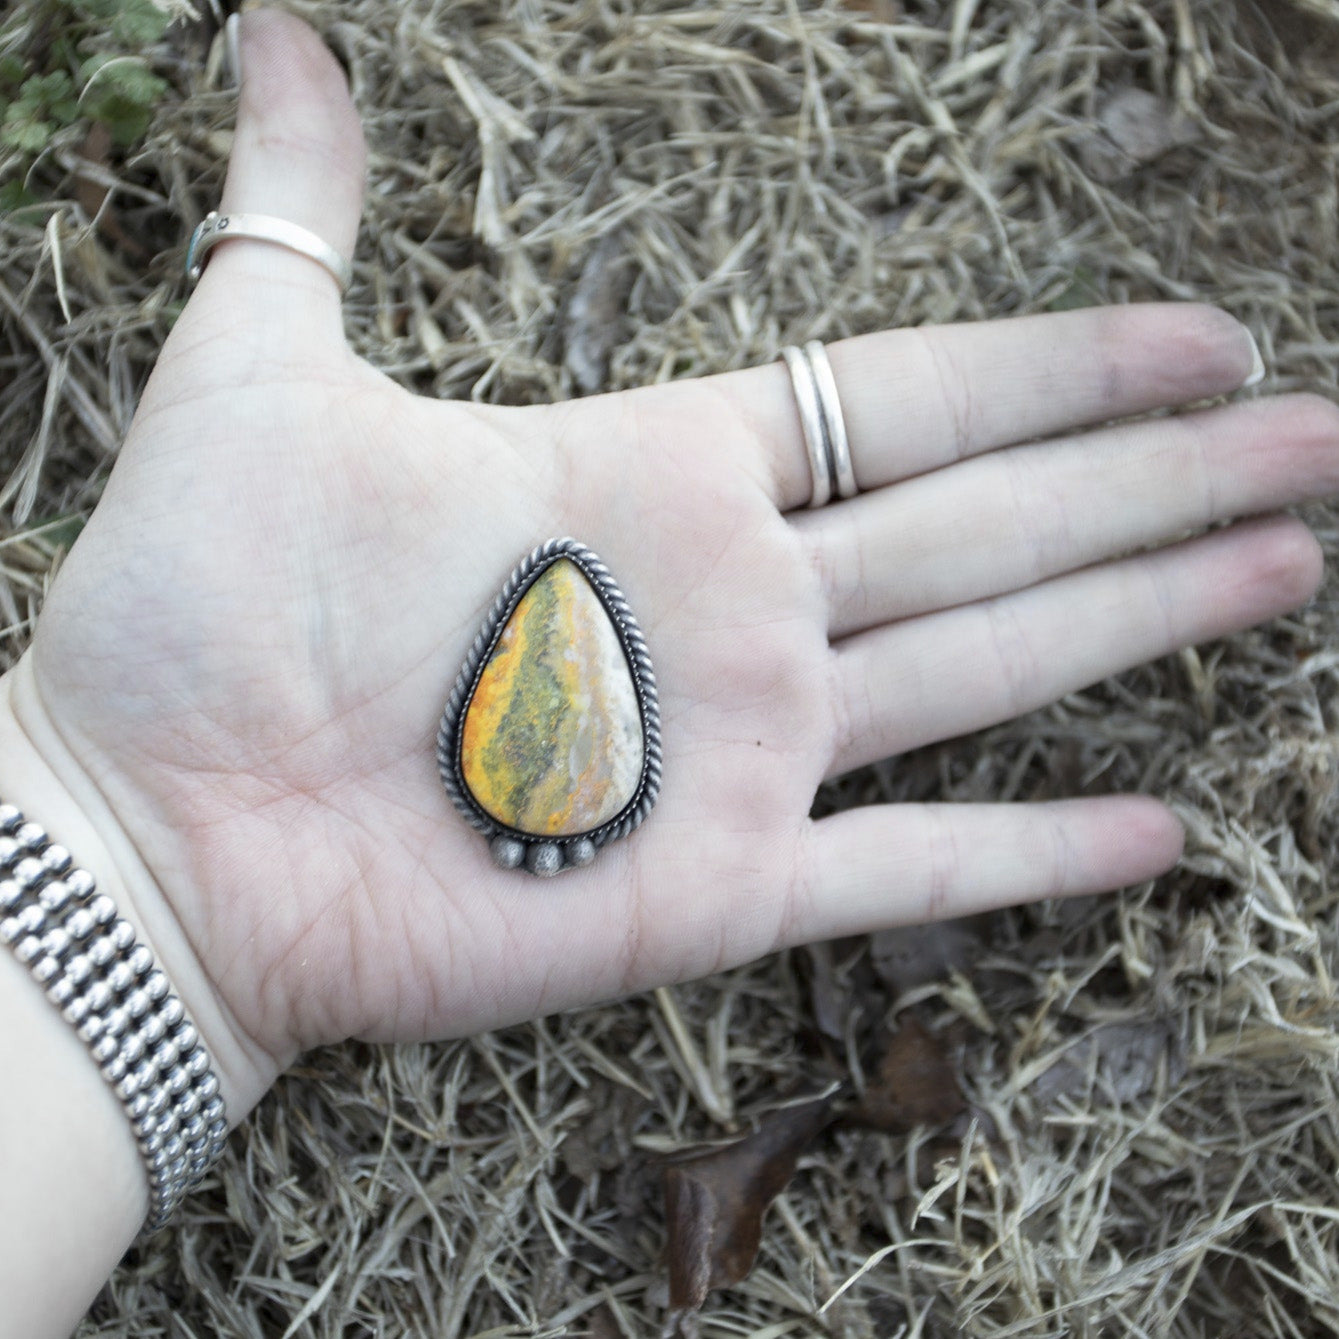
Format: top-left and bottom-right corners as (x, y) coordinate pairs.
(794, 796), (1184, 941)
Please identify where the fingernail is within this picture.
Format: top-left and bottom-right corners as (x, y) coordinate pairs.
(1243, 328), (1266, 388)
(225, 12), (242, 89)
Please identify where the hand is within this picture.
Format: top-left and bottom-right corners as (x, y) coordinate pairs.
(11, 10), (1338, 1117)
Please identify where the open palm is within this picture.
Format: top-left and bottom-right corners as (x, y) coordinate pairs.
(14, 11), (1338, 1110)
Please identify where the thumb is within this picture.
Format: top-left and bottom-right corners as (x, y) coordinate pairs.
(191, 8), (366, 337)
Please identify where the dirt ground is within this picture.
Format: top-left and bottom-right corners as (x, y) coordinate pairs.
(3, 1), (1339, 1335)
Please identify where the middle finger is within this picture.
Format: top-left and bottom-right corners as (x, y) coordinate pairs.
(803, 393), (1339, 639)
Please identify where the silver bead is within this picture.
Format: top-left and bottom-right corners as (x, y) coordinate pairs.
(65, 868), (96, 900)
(132, 1112), (157, 1140)
(31, 954), (60, 984)
(186, 1047), (210, 1077)
(46, 977), (76, 1007)
(41, 844), (71, 874)
(141, 1127), (165, 1155)
(102, 1005), (130, 1038)
(64, 907), (96, 940)
(566, 837), (597, 868)
(0, 804), (23, 832)
(39, 926), (71, 958)
(173, 1021), (198, 1052)
(167, 1064), (191, 1096)
(76, 1013), (104, 1043)
(106, 960), (134, 993)
(142, 1012), (168, 1044)
(85, 979), (114, 1011)
(12, 856), (44, 889)
(178, 1090), (200, 1119)
(208, 1115), (228, 1139)
(113, 1071), (141, 1102)
(159, 997), (185, 1028)
(17, 903), (44, 934)
(63, 994), (92, 1025)
(122, 1031), (147, 1064)
(66, 953), (93, 985)
(196, 1071), (219, 1100)
(38, 879), (72, 912)
(0, 916), (20, 945)
(146, 1147), (168, 1174)
(202, 1095), (225, 1123)
(143, 969), (169, 1001)
(101, 1054), (128, 1084)
(163, 1134), (185, 1161)
(91, 1035), (118, 1064)
(124, 988), (151, 1020)
(0, 879), (22, 911)
(490, 835), (526, 869)
(86, 934), (116, 967)
(525, 842), (563, 877)
(88, 895), (117, 926)
(110, 920), (135, 951)
(15, 934), (42, 965)
(15, 822), (46, 851)
(146, 1086), (169, 1115)
(127, 1092), (150, 1120)
(181, 1113), (205, 1140)
(154, 1037), (181, 1070)
(132, 1058), (158, 1091)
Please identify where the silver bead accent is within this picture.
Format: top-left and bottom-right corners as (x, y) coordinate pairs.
(76, 1013), (104, 1043)
(197, 1072), (220, 1100)
(0, 916), (20, 946)
(110, 919), (135, 951)
(159, 997), (185, 1028)
(66, 953), (93, 985)
(526, 843), (563, 877)
(185, 1047), (210, 1077)
(88, 895), (117, 926)
(127, 945), (154, 976)
(106, 960), (134, 993)
(0, 804), (23, 832)
(202, 1095), (225, 1123)
(142, 1012), (168, 1044)
(166, 1064), (191, 1096)
(0, 837), (19, 866)
(38, 879), (73, 912)
(41, 844), (71, 874)
(86, 934), (116, 967)
(122, 1031), (147, 1065)
(65, 907), (96, 940)
(102, 1054), (129, 1084)
(15, 823), (47, 851)
(154, 1037), (181, 1070)
(85, 979), (114, 1011)
(39, 926), (71, 958)
(47, 977), (77, 1007)
(490, 835), (526, 869)
(143, 969), (169, 1001)
(124, 987), (151, 1020)
(31, 954), (60, 984)
(91, 1035), (118, 1064)
(102, 1005), (130, 1038)
(0, 879), (22, 911)
(15, 934), (43, 965)
(65, 868), (96, 900)
(16, 903), (44, 935)
(13, 856), (45, 888)
(173, 1020), (198, 1052)
(566, 837), (597, 868)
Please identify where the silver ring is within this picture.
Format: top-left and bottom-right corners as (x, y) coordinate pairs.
(185, 211), (353, 294)
(803, 340), (856, 500)
(781, 345), (832, 508)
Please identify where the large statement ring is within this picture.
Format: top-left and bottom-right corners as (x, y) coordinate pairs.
(437, 538), (662, 877)
(780, 340), (857, 507)
(185, 211), (353, 294)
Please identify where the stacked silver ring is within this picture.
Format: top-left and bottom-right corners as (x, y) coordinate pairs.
(780, 340), (858, 507)
(0, 801), (227, 1231)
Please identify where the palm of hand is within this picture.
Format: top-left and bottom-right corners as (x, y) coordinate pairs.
(16, 12), (1336, 1096)
(33, 308), (832, 1059)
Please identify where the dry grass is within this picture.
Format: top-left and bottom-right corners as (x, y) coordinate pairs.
(2, 0), (1338, 1334)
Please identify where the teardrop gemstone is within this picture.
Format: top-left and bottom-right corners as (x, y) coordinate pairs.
(460, 558), (646, 836)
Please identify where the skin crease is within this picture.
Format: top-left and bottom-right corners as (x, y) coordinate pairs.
(7, 7), (1339, 1135)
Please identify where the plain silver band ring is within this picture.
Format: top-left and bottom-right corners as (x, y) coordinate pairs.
(803, 340), (857, 500)
(781, 345), (832, 508)
(185, 211), (353, 294)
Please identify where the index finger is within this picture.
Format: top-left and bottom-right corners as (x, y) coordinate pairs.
(702, 304), (1263, 510)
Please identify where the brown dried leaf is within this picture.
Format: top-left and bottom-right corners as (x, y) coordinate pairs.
(1080, 88), (1201, 183)
(1031, 1019), (1185, 1107)
(870, 919), (986, 995)
(850, 1017), (965, 1132)
(563, 231), (634, 394)
(662, 1097), (834, 1312)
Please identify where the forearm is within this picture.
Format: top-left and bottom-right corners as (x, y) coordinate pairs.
(0, 667), (273, 1338)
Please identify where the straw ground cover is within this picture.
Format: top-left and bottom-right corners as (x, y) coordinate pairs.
(2, 0), (1338, 1334)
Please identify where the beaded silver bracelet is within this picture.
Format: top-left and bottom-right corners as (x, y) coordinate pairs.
(0, 799), (227, 1231)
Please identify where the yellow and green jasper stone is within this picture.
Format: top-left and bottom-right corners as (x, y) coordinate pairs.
(460, 559), (646, 837)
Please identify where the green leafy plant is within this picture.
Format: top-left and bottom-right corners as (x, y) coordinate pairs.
(0, 0), (170, 203)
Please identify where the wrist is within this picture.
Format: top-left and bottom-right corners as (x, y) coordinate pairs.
(0, 654), (280, 1125)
